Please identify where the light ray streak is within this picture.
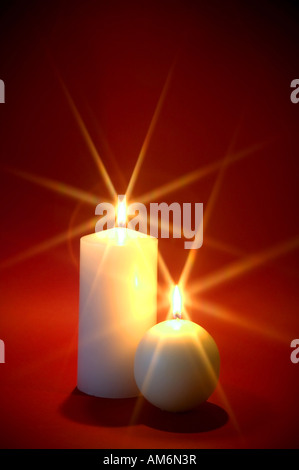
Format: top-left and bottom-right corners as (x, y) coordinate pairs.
(214, 382), (241, 433)
(126, 63), (175, 199)
(58, 77), (116, 199)
(86, 104), (127, 189)
(204, 236), (245, 258)
(188, 236), (299, 296)
(0, 217), (97, 269)
(6, 167), (99, 205)
(138, 141), (266, 205)
(145, 208), (182, 240)
(157, 251), (174, 287)
(195, 335), (240, 432)
(128, 318), (239, 432)
(143, 216), (176, 287)
(188, 298), (288, 343)
(178, 249), (197, 290)
(128, 336), (165, 425)
(179, 138), (238, 288)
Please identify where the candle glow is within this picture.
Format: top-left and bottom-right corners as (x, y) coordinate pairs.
(116, 195), (127, 245)
(117, 195), (127, 227)
(134, 284), (220, 412)
(77, 198), (158, 398)
(172, 285), (182, 319)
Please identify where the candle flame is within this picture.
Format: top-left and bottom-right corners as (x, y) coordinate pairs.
(172, 285), (182, 319)
(117, 195), (127, 227)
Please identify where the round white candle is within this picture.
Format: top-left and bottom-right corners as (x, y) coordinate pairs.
(134, 287), (220, 412)
(77, 227), (158, 398)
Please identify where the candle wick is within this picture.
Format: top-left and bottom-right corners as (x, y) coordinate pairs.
(173, 312), (182, 320)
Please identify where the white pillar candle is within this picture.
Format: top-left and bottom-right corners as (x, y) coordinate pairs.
(134, 286), (220, 412)
(77, 213), (157, 398)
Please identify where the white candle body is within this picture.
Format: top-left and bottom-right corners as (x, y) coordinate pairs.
(134, 319), (220, 412)
(77, 228), (157, 398)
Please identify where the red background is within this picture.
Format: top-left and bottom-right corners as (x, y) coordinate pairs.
(0, 0), (299, 449)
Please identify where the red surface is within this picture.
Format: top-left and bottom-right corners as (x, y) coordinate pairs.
(0, 0), (299, 449)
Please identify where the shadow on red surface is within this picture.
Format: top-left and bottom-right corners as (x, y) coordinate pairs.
(60, 388), (228, 433)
